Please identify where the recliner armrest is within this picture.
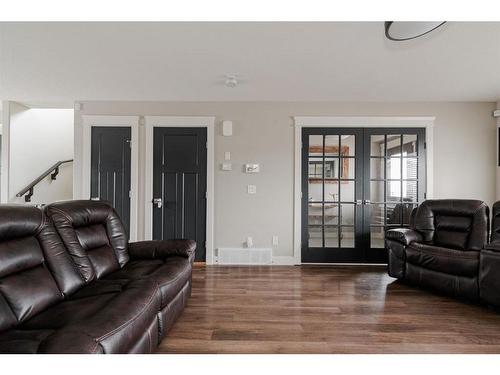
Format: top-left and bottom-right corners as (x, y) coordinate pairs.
(128, 239), (196, 260)
(386, 228), (422, 246)
(484, 242), (500, 253)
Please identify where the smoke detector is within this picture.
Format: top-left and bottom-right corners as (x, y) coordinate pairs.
(224, 75), (238, 88)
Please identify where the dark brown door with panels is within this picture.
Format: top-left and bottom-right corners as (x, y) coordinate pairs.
(152, 127), (207, 261)
(301, 127), (425, 263)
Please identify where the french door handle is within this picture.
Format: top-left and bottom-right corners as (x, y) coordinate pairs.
(364, 200), (371, 205)
(355, 199), (363, 205)
(153, 198), (163, 208)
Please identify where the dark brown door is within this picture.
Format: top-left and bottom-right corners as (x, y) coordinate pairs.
(152, 127), (207, 261)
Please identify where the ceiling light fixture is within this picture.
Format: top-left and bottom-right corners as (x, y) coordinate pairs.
(384, 21), (446, 41)
(224, 74), (238, 88)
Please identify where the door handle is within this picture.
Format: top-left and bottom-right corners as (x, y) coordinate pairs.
(153, 198), (163, 208)
(355, 199), (363, 205)
(364, 200), (371, 205)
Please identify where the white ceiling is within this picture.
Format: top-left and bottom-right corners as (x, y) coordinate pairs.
(1, 22), (499, 103)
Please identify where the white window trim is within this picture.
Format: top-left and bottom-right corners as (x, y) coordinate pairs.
(144, 116), (215, 265)
(293, 116), (435, 265)
(81, 115), (140, 241)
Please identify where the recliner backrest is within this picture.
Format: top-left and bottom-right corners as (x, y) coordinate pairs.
(414, 199), (489, 251)
(45, 200), (129, 283)
(0, 205), (78, 333)
(489, 201), (500, 243)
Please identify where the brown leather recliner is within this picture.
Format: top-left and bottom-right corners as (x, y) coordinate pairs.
(479, 201), (500, 307)
(386, 199), (489, 301)
(0, 200), (195, 353)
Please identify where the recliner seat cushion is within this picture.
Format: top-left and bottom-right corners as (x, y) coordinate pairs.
(105, 257), (192, 308)
(406, 242), (479, 277)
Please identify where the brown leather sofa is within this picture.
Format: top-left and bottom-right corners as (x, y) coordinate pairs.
(386, 199), (489, 301)
(0, 200), (195, 353)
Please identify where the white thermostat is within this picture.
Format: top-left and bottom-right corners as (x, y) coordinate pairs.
(245, 164), (260, 173)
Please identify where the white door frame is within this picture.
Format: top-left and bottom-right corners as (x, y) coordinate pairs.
(81, 115), (140, 241)
(144, 116), (215, 264)
(293, 116), (435, 265)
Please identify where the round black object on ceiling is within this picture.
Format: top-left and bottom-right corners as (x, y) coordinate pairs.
(385, 21), (446, 41)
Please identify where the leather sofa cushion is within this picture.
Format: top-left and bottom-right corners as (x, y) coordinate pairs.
(0, 329), (55, 354)
(406, 263), (479, 300)
(46, 201), (130, 284)
(38, 278), (160, 354)
(406, 242), (479, 277)
(105, 257), (192, 308)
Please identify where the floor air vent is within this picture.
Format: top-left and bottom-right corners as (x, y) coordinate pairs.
(217, 248), (272, 265)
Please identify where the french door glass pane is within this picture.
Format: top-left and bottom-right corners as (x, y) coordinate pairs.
(339, 181), (355, 202)
(324, 183), (339, 202)
(404, 157), (418, 179)
(324, 204), (338, 225)
(403, 134), (418, 156)
(386, 203), (401, 225)
(371, 204), (385, 225)
(325, 226), (339, 247)
(404, 181), (418, 202)
(387, 180), (402, 201)
(325, 135), (339, 156)
(370, 135), (385, 156)
(341, 204), (355, 225)
(371, 227), (385, 248)
(341, 226), (355, 248)
(308, 225), (322, 247)
(371, 181), (385, 203)
(308, 203), (323, 226)
(387, 157), (401, 180)
(309, 135), (323, 155)
(341, 158), (355, 179)
(387, 135), (402, 155)
(370, 158), (384, 179)
(341, 135), (356, 156)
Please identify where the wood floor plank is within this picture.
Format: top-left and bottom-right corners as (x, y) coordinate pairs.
(157, 265), (500, 354)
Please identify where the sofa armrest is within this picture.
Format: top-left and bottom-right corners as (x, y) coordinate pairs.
(386, 228), (422, 246)
(128, 239), (196, 260)
(484, 241), (500, 253)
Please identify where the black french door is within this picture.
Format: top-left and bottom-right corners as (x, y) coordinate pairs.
(301, 127), (426, 263)
(152, 127), (207, 261)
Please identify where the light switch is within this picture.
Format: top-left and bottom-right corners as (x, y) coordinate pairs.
(247, 185), (257, 194)
(224, 151), (231, 161)
(221, 162), (232, 171)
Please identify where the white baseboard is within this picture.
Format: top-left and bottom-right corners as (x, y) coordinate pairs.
(271, 256), (297, 265)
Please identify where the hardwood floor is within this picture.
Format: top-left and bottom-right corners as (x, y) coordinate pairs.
(157, 265), (500, 354)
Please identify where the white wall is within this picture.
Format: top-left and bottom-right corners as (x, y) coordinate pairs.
(9, 103), (74, 204)
(74, 101), (497, 261)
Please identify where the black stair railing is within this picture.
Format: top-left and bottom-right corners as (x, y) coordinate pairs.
(16, 159), (73, 202)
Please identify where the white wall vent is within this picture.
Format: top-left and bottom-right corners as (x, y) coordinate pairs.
(217, 248), (272, 265)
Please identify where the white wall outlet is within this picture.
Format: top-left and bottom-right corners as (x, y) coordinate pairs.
(246, 237), (253, 248)
(272, 235), (279, 247)
(221, 162), (232, 171)
(247, 185), (257, 194)
(222, 120), (233, 136)
(245, 164), (260, 173)
(224, 151), (231, 161)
